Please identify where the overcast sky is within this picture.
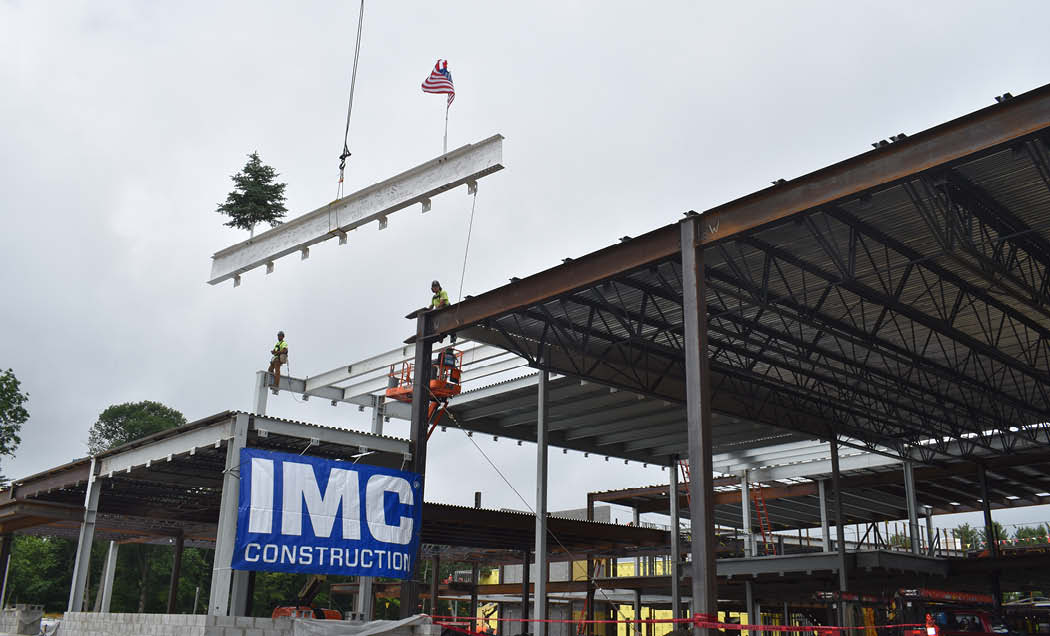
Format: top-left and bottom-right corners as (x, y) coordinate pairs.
(4, 1), (1050, 533)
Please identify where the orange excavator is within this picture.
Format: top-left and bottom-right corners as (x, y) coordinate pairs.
(386, 347), (463, 440)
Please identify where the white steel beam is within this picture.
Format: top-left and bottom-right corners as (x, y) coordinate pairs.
(209, 135), (504, 285)
(98, 420), (234, 477)
(307, 341), (508, 394)
(250, 415), (410, 457)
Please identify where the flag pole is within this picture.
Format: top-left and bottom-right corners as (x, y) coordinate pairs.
(443, 102), (449, 154)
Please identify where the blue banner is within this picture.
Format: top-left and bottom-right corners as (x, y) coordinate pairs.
(233, 448), (422, 578)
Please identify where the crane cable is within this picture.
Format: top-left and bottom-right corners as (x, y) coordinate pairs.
(336, 0), (366, 202)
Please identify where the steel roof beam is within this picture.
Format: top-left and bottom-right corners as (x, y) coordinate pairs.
(209, 135), (504, 286)
(704, 268), (1041, 448)
(742, 234), (1050, 401)
(422, 84), (1050, 340)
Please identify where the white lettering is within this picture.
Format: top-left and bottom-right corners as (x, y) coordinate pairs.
(365, 475), (414, 544)
(281, 462), (361, 539)
(244, 543), (261, 563)
(346, 548), (359, 567)
(330, 547), (344, 567)
(262, 544), (278, 563)
(248, 458), (274, 533)
(360, 549), (373, 568)
(316, 546), (328, 564)
(299, 546), (313, 566)
(281, 545), (296, 564)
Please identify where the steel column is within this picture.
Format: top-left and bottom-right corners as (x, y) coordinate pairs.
(471, 491), (481, 630)
(209, 413), (249, 616)
(401, 313), (434, 618)
(521, 550), (530, 628)
(681, 218), (716, 634)
(586, 495), (595, 633)
(745, 580), (755, 629)
(830, 437), (847, 628)
(818, 480), (831, 552)
(903, 463), (921, 555)
(0, 534), (11, 611)
(978, 464), (1002, 612)
(430, 555), (440, 615)
(669, 459), (682, 621)
(253, 370), (269, 414)
(357, 396), (386, 620)
(167, 531), (185, 613)
(741, 471), (752, 557)
(99, 541), (118, 613)
(925, 506), (935, 556)
(67, 458), (100, 613)
(534, 368), (549, 636)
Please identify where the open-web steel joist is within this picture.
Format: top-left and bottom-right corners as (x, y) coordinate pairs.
(208, 134), (504, 286)
(413, 83), (1050, 464)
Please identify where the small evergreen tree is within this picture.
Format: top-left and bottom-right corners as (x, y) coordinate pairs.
(216, 152), (288, 235)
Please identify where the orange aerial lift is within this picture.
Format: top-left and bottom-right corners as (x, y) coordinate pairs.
(386, 347), (463, 439)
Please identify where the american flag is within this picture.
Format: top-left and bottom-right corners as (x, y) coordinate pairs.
(421, 59), (455, 106)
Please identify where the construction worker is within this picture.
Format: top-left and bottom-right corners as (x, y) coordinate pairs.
(430, 280), (449, 310)
(268, 331), (288, 394)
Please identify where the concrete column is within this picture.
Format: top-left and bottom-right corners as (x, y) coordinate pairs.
(755, 600), (763, 636)
(669, 460), (682, 621)
(829, 437), (848, 627)
(209, 413), (250, 616)
(681, 216), (717, 635)
(741, 471), (752, 557)
(818, 480), (831, 552)
(99, 541), (118, 613)
(68, 458), (100, 612)
(534, 368), (549, 636)
(783, 601), (790, 636)
(356, 395), (387, 620)
(903, 462), (921, 555)
(401, 317), (434, 618)
(253, 370), (269, 414)
(167, 532), (185, 613)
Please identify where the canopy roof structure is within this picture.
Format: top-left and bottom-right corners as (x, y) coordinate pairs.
(416, 83), (1050, 466)
(592, 445), (1050, 531)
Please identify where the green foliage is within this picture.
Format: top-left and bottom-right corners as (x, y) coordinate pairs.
(0, 368), (29, 467)
(1015, 525), (1048, 542)
(984, 520), (1005, 545)
(216, 152), (288, 233)
(888, 532), (910, 549)
(953, 523), (980, 549)
(87, 401), (186, 455)
(5, 536), (73, 612)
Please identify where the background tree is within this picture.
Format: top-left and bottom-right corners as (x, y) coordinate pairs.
(0, 368), (29, 478)
(953, 523), (980, 550)
(1016, 524), (1049, 543)
(216, 152), (288, 237)
(87, 400), (186, 455)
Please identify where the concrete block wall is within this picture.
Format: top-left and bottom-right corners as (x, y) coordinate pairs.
(0, 605), (43, 635)
(54, 613), (432, 636)
(57, 612), (295, 636)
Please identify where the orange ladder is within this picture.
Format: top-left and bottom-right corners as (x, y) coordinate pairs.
(751, 485), (774, 555)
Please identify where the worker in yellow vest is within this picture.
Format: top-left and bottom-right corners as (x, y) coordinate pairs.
(268, 331), (288, 394)
(431, 280), (449, 310)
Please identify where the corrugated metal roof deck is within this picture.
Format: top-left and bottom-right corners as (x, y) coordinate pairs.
(449, 99), (1050, 466)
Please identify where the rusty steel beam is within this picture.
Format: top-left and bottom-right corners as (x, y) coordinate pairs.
(420, 83), (1050, 341)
